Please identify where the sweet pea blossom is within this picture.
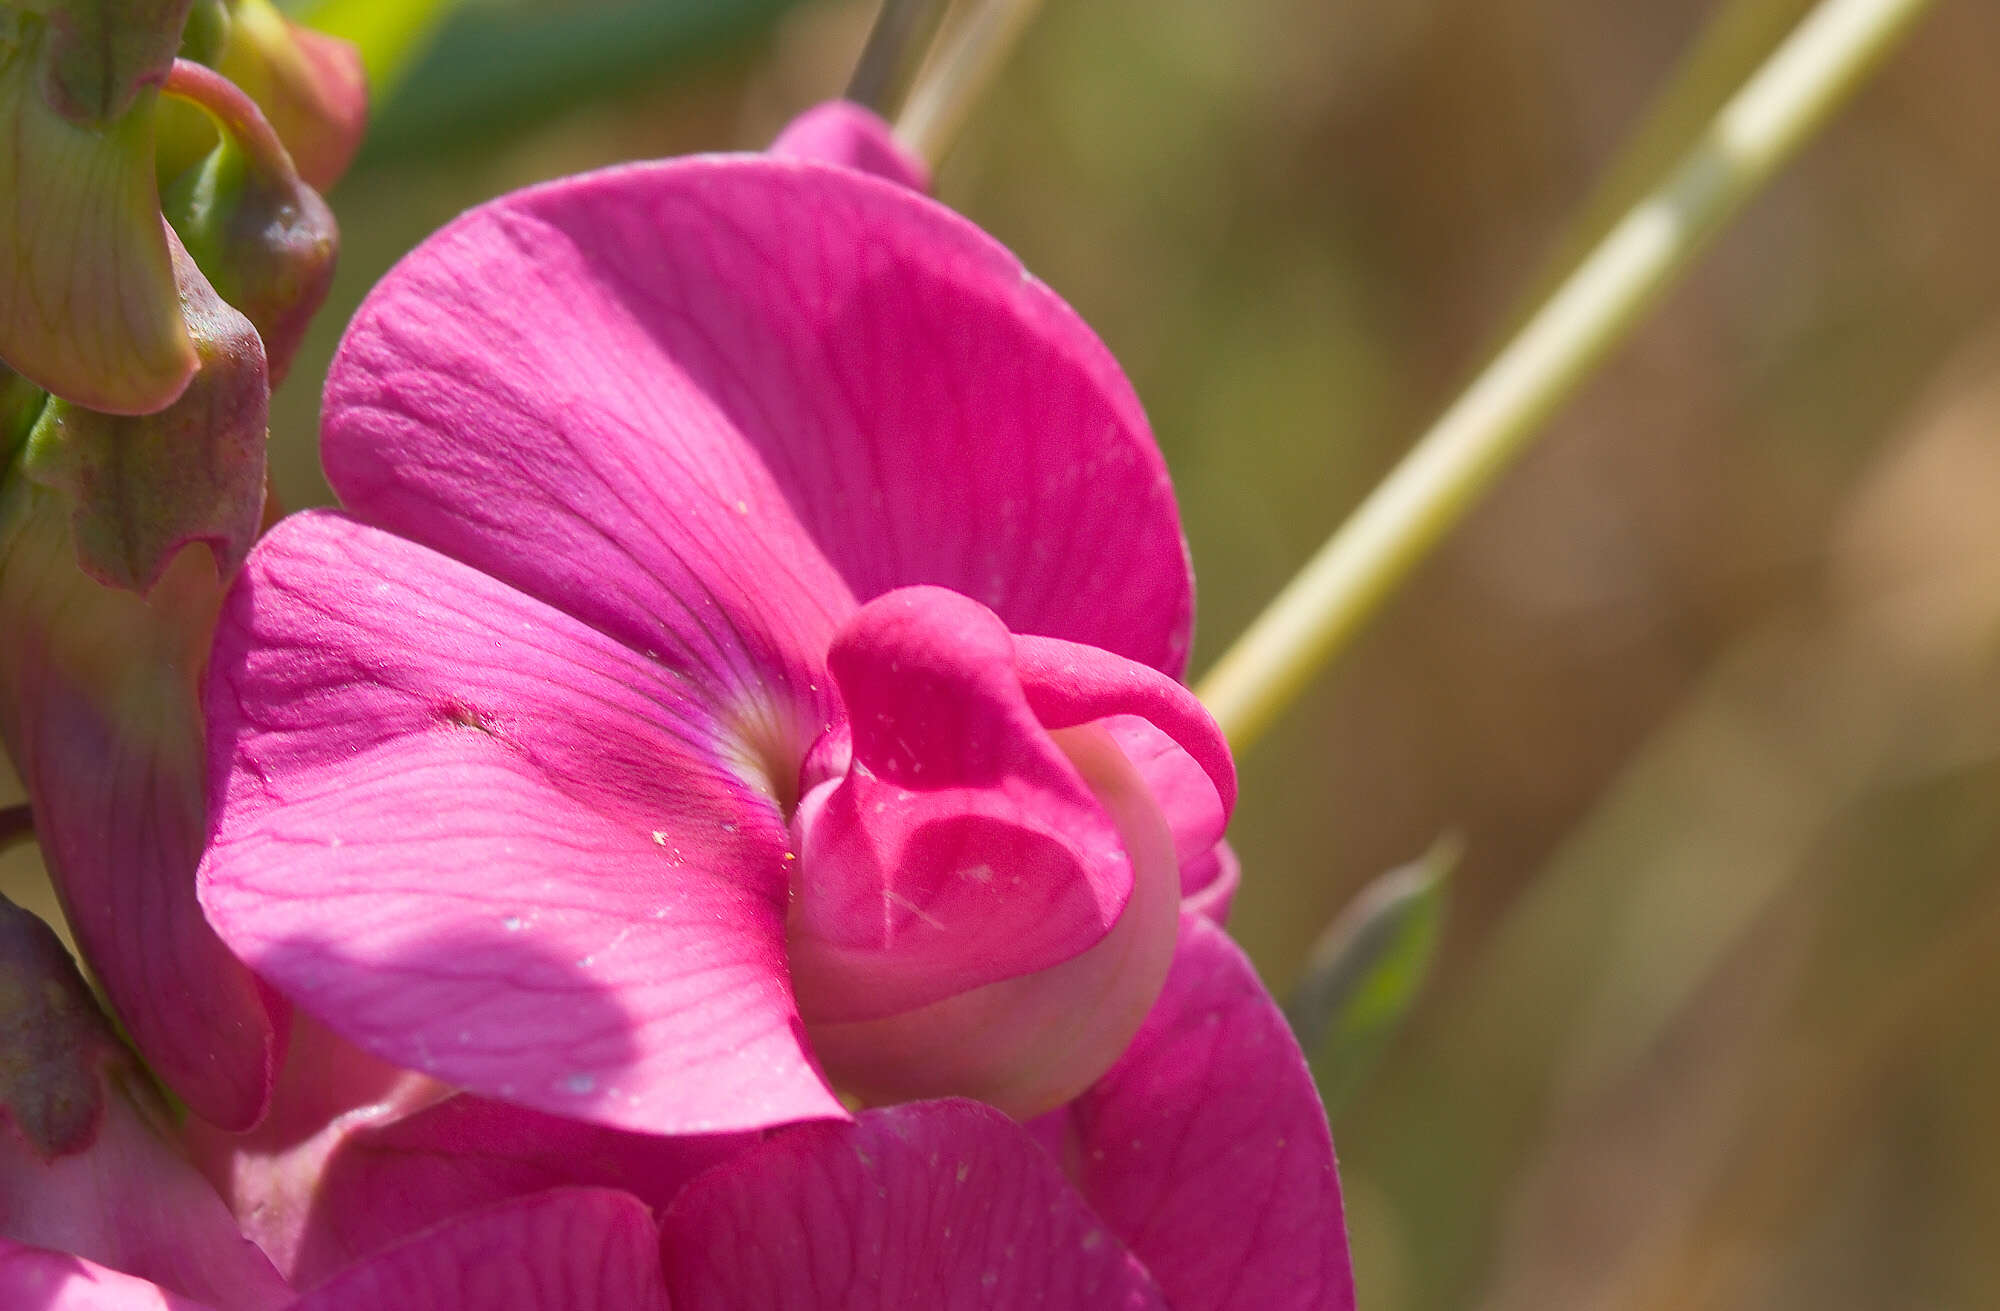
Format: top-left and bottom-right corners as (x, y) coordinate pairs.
(181, 103), (1352, 1307)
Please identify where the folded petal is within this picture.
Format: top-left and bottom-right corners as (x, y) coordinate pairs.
(788, 588), (1133, 1023)
(1054, 915), (1356, 1311)
(0, 485), (278, 1129)
(200, 511), (844, 1135)
(804, 721), (1180, 1119)
(1015, 633), (1236, 886)
(661, 1100), (1166, 1310)
(768, 101), (930, 192)
(321, 154), (1192, 691)
(290, 1189), (668, 1311)
(1179, 840), (1241, 924)
(0, 1241), (215, 1311)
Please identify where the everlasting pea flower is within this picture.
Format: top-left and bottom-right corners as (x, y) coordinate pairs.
(192, 103), (1352, 1307)
(177, 0), (367, 192)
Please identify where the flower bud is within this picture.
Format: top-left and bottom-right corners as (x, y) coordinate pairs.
(786, 588), (1183, 1119)
(0, 12), (196, 413)
(163, 59), (337, 383)
(18, 226), (266, 592)
(206, 0), (366, 191)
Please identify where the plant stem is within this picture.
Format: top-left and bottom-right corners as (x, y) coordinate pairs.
(895, 0), (1043, 168)
(163, 58), (299, 181)
(1195, 0), (1939, 754)
(846, 0), (952, 121)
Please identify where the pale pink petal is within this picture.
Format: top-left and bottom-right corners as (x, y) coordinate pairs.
(183, 1012), (449, 1285)
(1104, 717), (1232, 904)
(661, 1100), (1166, 1310)
(291, 1189), (668, 1311)
(0, 1078), (290, 1311)
(805, 722), (1180, 1120)
(200, 511), (843, 1135)
(0, 489), (278, 1130)
(0, 1241), (216, 1311)
(1179, 840), (1241, 924)
(321, 155), (1192, 688)
(787, 588), (1132, 1024)
(768, 101), (930, 192)
(1053, 916), (1356, 1311)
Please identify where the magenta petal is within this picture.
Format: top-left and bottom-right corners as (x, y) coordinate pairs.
(0, 1079), (290, 1311)
(789, 588), (1131, 1023)
(1058, 916), (1356, 1311)
(284, 1090), (749, 1287)
(1179, 839), (1241, 924)
(1014, 635), (1233, 814)
(322, 155), (1191, 680)
(768, 101), (930, 192)
(183, 1012), (449, 1286)
(0, 1242), (216, 1311)
(290, 1189), (668, 1311)
(804, 722), (1181, 1119)
(661, 1100), (1166, 1310)
(199, 511), (844, 1134)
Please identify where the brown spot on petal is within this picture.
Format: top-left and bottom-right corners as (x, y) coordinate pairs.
(0, 893), (122, 1158)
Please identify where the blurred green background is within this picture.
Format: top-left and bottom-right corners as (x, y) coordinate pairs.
(14, 0), (2000, 1306)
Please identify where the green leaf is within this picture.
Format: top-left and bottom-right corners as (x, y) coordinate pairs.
(1287, 835), (1457, 1113)
(298, 0), (463, 100)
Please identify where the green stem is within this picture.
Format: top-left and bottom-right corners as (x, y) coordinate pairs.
(1195, 0), (1938, 754)
(161, 58), (298, 181)
(895, 0), (1042, 168)
(846, 0), (951, 122)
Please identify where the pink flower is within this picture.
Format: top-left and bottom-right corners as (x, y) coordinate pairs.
(181, 104), (1352, 1307)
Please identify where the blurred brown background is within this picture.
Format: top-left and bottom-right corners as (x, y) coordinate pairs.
(11, 0), (2000, 1306)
